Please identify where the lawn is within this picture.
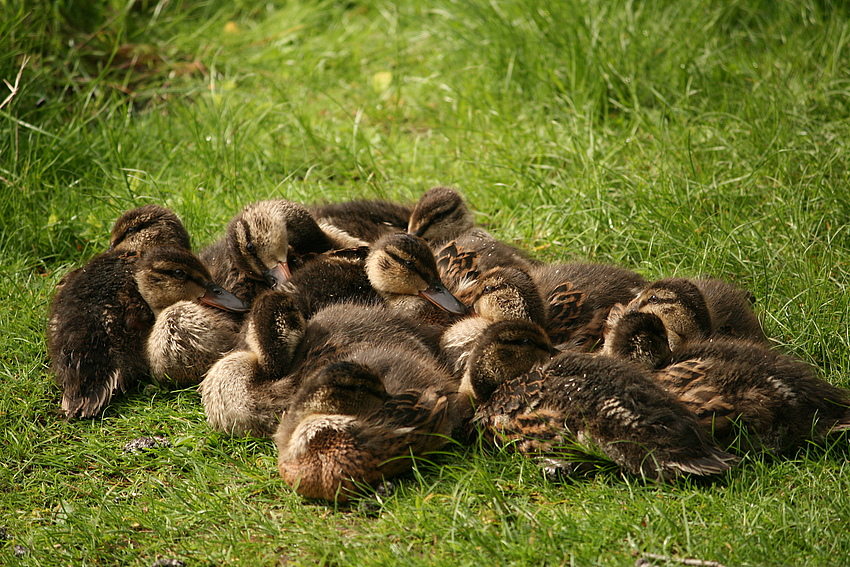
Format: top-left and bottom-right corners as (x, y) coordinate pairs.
(2, 0), (850, 565)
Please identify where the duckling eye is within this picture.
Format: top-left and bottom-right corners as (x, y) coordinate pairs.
(172, 269), (187, 280)
(403, 259), (415, 268)
(246, 242), (257, 254)
(647, 294), (659, 304)
(482, 285), (495, 294)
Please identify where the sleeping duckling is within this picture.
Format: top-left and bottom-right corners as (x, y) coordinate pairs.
(407, 187), (538, 292)
(310, 199), (413, 243)
(200, 292), (447, 436)
(200, 199), (365, 305)
(109, 204), (192, 253)
(440, 267), (549, 379)
(275, 360), (452, 503)
(603, 310), (850, 455)
(526, 262), (647, 352)
(280, 233), (468, 322)
(623, 277), (713, 351)
(468, 320), (738, 481)
(48, 246), (242, 418)
(624, 277), (764, 350)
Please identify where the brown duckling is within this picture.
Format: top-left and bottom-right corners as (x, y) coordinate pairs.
(440, 267), (549, 379)
(109, 204), (192, 253)
(48, 246), (244, 418)
(200, 199), (365, 305)
(623, 277), (713, 351)
(200, 293), (447, 437)
(364, 232), (468, 324)
(624, 277), (764, 350)
(603, 309), (850, 455)
(468, 320), (737, 481)
(310, 199), (413, 243)
(280, 233), (468, 322)
(526, 262), (647, 351)
(275, 360), (452, 503)
(407, 187), (538, 292)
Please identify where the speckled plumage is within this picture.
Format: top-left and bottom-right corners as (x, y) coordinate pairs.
(468, 320), (737, 481)
(654, 337), (850, 455)
(527, 262), (646, 352)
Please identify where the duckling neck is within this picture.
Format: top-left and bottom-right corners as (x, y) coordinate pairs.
(246, 318), (305, 379)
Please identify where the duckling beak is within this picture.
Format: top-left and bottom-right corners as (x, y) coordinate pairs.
(263, 261), (292, 288)
(419, 282), (469, 315)
(199, 282), (250, 313)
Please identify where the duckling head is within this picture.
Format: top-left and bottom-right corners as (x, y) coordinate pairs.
(243, 290), (307, 376)
(365, 233), (468, 315)
(602, 310), (672, 369)
(134, 247), (248, 317)
(625, 277), (712, 351)
(408, 186), (476, 242)
(109, 205), (191, 252)
(472, 267), (546, 324)
(462, 320), (555, 402)
(226, 200), (298, 288)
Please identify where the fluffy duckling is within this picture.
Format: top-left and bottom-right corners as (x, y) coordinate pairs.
(527, 262), (647, 351)
(624, 277), (713, 351)
(109, 204), (192, 253)
(407, 187), (538, 291)
(200, 293), (447, 437)
(468, 320), (737, 481)
(48, 246), (242, 418)
(625, 277), (764, 350)
(275, 360), (452, 503)
(440, 267), (549, 379)
(603, 310), (850, 454)
(200, 199), (365, 304)
(310, 199), (413, 243)
(364, 233), (468, 324)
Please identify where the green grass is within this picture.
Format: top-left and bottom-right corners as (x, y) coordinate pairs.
(3, 0), (850, 564)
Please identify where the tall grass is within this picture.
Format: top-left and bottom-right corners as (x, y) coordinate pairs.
(2, 0), (850, 565)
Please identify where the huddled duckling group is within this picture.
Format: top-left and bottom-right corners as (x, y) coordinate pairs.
(47, 189), (850, 503)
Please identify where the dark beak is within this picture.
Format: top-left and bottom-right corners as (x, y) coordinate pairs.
(263, 260), (292, 289)
(199, 282), (250, 313)
(419, 281), (468, 315)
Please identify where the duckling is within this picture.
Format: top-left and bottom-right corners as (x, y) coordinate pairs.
(364, 233), (468, 324)
(275, 360), (452, 503)
(625, 277), (765, 350)
(440, 267), (549, 379)
(624, 277), (713, 351)
(200, 199), (366, 305)
(48, 246), (243, 418)
(526, 262), (647, 351)
(655, 339), (850, 455)
(200, 293), (447, 437)
(468, 320), (738, 481)
(407, 187), (538, 291)
(599, 309), (672, 370)
(280, 233), (468, 322)
(602, 310), (850, 455)
(109, 204), (192, 253)
(310, 199), (413, 243)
